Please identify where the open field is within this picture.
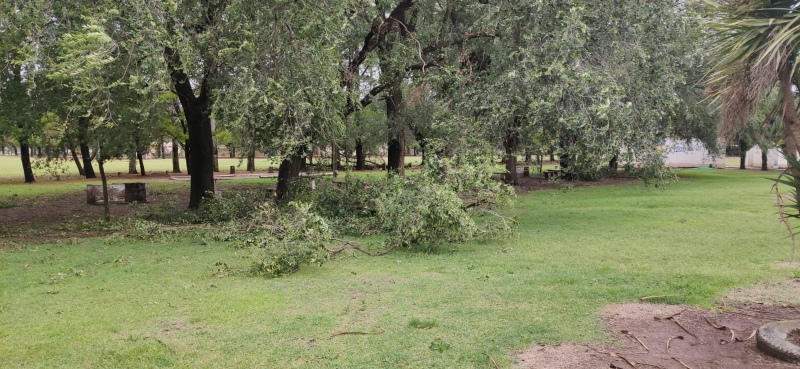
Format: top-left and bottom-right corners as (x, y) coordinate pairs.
(0, 169), (798, 368)
(0, 155), (429, 183)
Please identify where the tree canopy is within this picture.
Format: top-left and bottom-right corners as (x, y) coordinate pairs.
(0, 1), (721, 205)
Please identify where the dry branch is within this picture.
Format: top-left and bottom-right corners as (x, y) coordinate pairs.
(330, 330), (385, 339)
(666, 335), (684, 354)
(672, 357), (694, 369)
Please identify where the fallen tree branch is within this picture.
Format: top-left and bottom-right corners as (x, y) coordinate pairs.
(672, 357), (693, 369)
(666, 335), (684, 354)
(655, 308), (687, 321)
(668, 317), (697, 339)
(640, 295), (680, 301)
(485, 353), (500, 369)
(330, 330), (385, 339)
(737, 329), (757, 342)
(326, 238), (399, 257)
(702, 315), (726, 330)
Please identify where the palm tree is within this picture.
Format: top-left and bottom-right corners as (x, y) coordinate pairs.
(705, 0), (800, 157)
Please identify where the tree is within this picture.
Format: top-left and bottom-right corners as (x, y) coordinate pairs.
(705, 0), (800, 158)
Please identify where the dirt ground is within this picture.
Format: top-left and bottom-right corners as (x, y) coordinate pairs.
(515, 286), (800, 369)
(0, 172), (188, 247)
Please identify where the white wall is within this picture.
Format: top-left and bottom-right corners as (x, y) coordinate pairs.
(662, 138), (725, 168)
(745, 147), (787, 169)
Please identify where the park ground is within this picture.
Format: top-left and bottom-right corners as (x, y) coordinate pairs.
(1, 155), (800, 368)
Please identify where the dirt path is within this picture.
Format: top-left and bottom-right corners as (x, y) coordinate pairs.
(515, 289), (800, 368)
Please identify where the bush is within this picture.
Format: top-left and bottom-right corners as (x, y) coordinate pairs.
(237, 202), (331, 277)
(375, 175), (479, 248)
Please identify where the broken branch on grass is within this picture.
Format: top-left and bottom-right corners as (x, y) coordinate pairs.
(326, 238), (399, 257)
(330, 330), (385, 339)
(485, 354), (500, 369)
(640, 295), (680, 302)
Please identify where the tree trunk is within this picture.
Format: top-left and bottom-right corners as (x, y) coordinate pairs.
(20, 141), (35, 183)
(779, 63), (800, 158)
(608, 155), (618, 171)
(503, 117), (521, 185)
(549, 147), (555, 162)
(413, 127), (427, 167)
(229, 147), (236, 158)
(71, 147), (85, 176)
(98, 157), (111, 222)
(80, 142), (96, 178)
(276, 146), (306, 201)
(331, 142), (339, 172)
(247, 151), (255, 171)
(165, 46), (215, 209)
(129, 152), (138, 174)
(184, 139), (191, 175)
(761, 147), (769, 171)
(78, 117), (97, 178)
(160, 139), (166, 159)
(739, 139), (747, 170)
(355, 139), (366, 170)
(137, 150), (146, 176)
(386, 86), (405, 175)
(172, 139), (181, 173)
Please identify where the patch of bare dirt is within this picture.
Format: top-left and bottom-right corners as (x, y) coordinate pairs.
(0, 173), (188, 248)
(514, 303), (800, 369)
(513, 174), (639, 195)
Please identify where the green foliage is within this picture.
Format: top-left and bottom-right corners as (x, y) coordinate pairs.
(238, 202), (330, 277)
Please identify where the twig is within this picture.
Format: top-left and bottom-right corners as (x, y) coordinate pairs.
(655, 308), (687, 321)
(326, 239), (399, 257)
(640, 295), (679, 301)
(737, 329), (757, 342)
(622, 330), (650, 352)
(702, 315), (726, 330)
(485, 354), (500, 369)
(668, 317), (697, 339)
(666, 335), (684, 354)
(330, 330), (385, 339)
(672, 357), (693, 369)
(610, 352), (638, 369)
(794, 306), (800, 315)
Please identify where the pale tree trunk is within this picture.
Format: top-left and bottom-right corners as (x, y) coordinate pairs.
(129, 151), (138, 174)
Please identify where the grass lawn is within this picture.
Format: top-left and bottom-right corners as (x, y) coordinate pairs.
(0, 169), (796, 368)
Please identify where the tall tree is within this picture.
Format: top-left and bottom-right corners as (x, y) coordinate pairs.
(705, 0), (800, 158)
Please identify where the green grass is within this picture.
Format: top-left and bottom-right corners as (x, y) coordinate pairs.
(0, 169), (796, 368)
(0, 155), (428, 183)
